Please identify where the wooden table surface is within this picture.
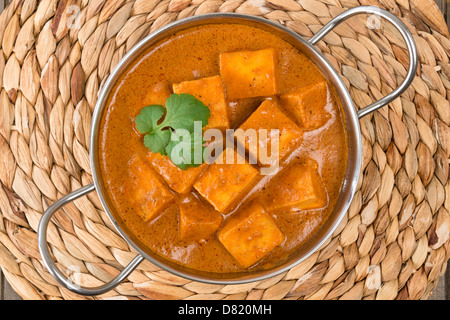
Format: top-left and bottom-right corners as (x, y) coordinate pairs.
(0, 0), (449, 300)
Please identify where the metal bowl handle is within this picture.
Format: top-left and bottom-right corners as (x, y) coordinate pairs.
(308, 6), (418, 119)
(38, 183), (145, 296)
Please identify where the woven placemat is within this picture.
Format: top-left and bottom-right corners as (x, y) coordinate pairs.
(0, 0), (449, 300)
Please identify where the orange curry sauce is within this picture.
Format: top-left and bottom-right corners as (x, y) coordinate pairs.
(99, 24), (348, 273)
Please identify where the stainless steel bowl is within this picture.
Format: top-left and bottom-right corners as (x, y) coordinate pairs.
(38, 6), (417, 296)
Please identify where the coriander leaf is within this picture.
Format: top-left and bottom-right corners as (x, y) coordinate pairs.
(135, 105), (166, 134)
(134, 93), (211, 170)
(143, 129), (171, 155)
(161, 93), (210, 133)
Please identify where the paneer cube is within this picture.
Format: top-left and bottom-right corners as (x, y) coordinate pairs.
(219, 48), (278, 99)
(178, 194), (223, 242)
(266, 159), (328, 212)
(142, 82), (172, 106)
(280, 81), (331, 130)
(218, 202), (285, 268)
(173, 75), (229, 130)
(193, 147), (259, 213)
(126, 155), (174, 222)
(147, 152), (207, 194)
(234, 100), (303, 167)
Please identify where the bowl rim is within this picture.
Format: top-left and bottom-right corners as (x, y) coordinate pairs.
(88, 12), (362, 284)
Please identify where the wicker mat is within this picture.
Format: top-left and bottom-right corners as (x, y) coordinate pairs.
(0, 0), (449, 300)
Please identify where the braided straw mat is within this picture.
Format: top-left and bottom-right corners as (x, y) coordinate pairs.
(0, 0), (449, 300)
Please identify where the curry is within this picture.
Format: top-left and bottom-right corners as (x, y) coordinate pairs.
(99, 23), (348, 273)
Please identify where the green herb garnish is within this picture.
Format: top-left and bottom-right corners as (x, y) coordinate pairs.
(135, 93), (210, 169)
